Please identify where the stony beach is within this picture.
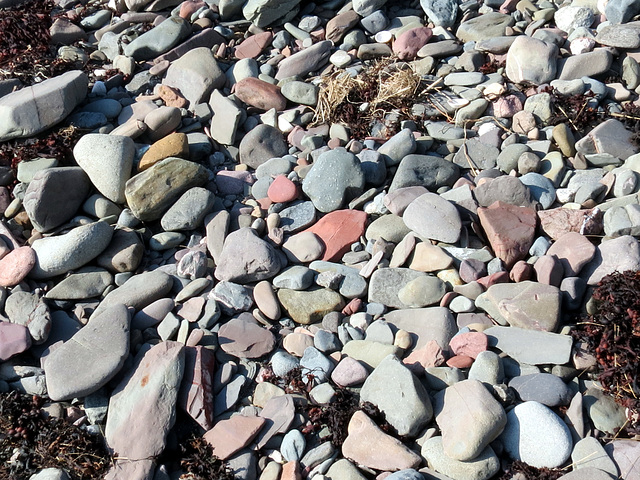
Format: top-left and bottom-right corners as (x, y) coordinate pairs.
(1, 0), (640, 478)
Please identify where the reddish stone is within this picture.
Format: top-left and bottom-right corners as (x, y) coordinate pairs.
(478, 201), (537, 268)
(281, 461), (302, 480)
(509, 260), (533, 282)
(233, 77), (287, 111)
(446, 355), (474, 369)
(342, 297), (363, 315)
(477, 271), (510, 288)
(268, 175), (298, 203)
(156, 84), (189, 109)
(492, 95), (523, 118)
(403, 339), (445, 374)
(203, 415), (265, 460)
(393, 27), (433, 61)
(533, 254), (563, 287)
(179, 1), (205, 19)
(545, 231), (596, 276)
(439, 291), (458, 308)
(178, 346), (215, 430)
(234, 31), (273, 59)
(449, 332), (488, 359)
(306, 209), (368, 262)
(0, 322), (31, 361)
(326, 10), (360, 43)
(287, 126), (306, 150)
(538, 208), (603, 240)
(217, 313), (276, 358)
(0, 246), (36, 287)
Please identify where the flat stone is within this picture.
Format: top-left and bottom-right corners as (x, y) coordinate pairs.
(235, 77), (287, 111)
(95, 228), (144, 273)
(275, 40), (332, 80)
(123, 17), (191, 61)
(44, 305), (130, 401)
(508, 373), (572, 407)
(204, 415), (265, 460)
(604, 439), (640, 480)
(243, 0), (302, 28)
(571, 436), (618, 476)
(160, 187), (215, 232)
(422, 437), (500, 480)
(389, 154), (460, 192)
(341, 340), (403, 369)
(277, 288), (345, 325)
(178, 346), (216, 430)
(163, 47), (225, 107)
(306, 209), (367, 262)
(558, 49), (613, 80)
(580, 235), (640, 285)
(0, 322), (31, 361)
(456, 12), (514, 42)
(383, 307), (457, 352)
(485, 326), (573, 365)
(403, 193), (462, 243)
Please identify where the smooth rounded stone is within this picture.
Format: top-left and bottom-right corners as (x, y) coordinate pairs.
(341, 340), (402, 369)
(485, 326), (573, 365)
(546, 232), (595, 277)
(365, 215), (411, 244)
(508, 373), (572, 407)
(0, 321), (31, 361)
(0, 70), (88, 142)
(377, 128), (416, 166)
(209, 281), (253, 315)
(554, 5), (594, 33)
(558, 49), (613, 81)
(325, 459), (367, 480)
(277, 288), (344, 325)
(29, 468), (70, 480)
(45, 267), (112, 300)
(143, 106), (182, 144)
(421, 0), (457, 27)
(382, 307), (457, 353)
(409, 243), (454, 273)
(95, 228), (143, 274)
(497, 144), (530, 174)
(0, 246), (36, 287)
(280, 81), (318, 107)
(397, 276), (446, 308)
(270, 350), (299, 377)
(274, 40), (332, 80)
(519, 172), (556, 209)
(580, 235), (640, 286)
(474, 175), (536, 209)
(453, 137), (499, 170)
(613, 168), (638, 198)
(283, 332), (314, 357)
(163, 47), (225, 107)
(253, 280), (280, 321)
(278, 201), (316, 234)
(281, 429), (306, 462)
(570, 437), (617, 476)
(302, 148), (365, 213)
(384, 187), (428, 216)
(44, 304), (130, 401)
(123, 17), (191, 61)
(361, 354), (432, 437)
(239, 124), (288, 170)
(159, 187), (215, 232)
(139, 132), (189, 172)
(368, 268), (426, 309)
(330, 356), (368, 387)
(342, 411), (422, 471)
(73, 134), (135, 204)
(583, 388), (628, 434)
(434, 378), (507, 461)
(23, 167), (92, 233)
(30, 221), (113, 279)
(389, 154), (460, 192)
(218, 313), (276, 358)
(456, 12), (513, 42)
(16, 157), (58, 183)
(105, 341), (185, 462)
(468, 350), (504, 385)
(243, 0), (301, 28)
(363, 319), (394, 345)
(83, 194), (121, 219)
(417, 39), (462, 58)
(393, 26), (432, 61)
(149, 232), (185, 251)
(89, 270), (174, 321)
(403, 192), (461, 243)
(443, 72), (486, 87)
(214, 228), (282, 284)
(604, 439), (640, 479)
(595, 23), (640, 49)
(422, 437), (500, 480)
(313, 329), (341, 353)
(309, 261), (367, 299)
(300, 346), (333, 383)
(255, 157), (295, 179)
(500, 401), (572, 468)
(234, 77), (286, 111)
(272, 265), (314, 290)
(282, 231), (324, 263)
(125, 157), (209, 222)
(307, 209), (367, 263)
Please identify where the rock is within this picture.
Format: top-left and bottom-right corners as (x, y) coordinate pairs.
(177, 345), (216, 430)
(403, 193), (462, 243)
(360, 354), (432, 437)
(160, 187), (215, 231)
(44, 305), (130, 401)
(0, 246), (36, 287)
(243, 0), (302, 27)
(275, 41), (332, 80)
(30, 221), (114, 279)
(277, 288), (345, 325)
(239, 124), (288, 169)
(215, 228), (282, 283)
(571, 437), (618, 476)
(474, 175), (536, 209)
(144, 106), (182, 143)
(204, 415), (265, 460)
(23, 167), (92, 232)
(393, 27), (432, 61)
(575, 119), (638, 161)
(389, 155), (459, 192)
(453, 138), (499, 170)
(546, 232), (595, 276)
(218, 313), (276, 358)
(0, 322), (31, 361)
(29, 468), (70, 480)
(508, 373), (572, 407)
(383, 307), (457, 352)
(604, 439), (640, 479)
(422, 437), (500, 480)
(95, 228), (143, 273)
(478, 201), (537, 268)
(123, 17), (191, 61)
(163, 47), (225, 107)
(325, 459), (367, 480)
(558, 49), (613, 81)
(105, 341), (185, 462)
(580, 235), (640, 285)
(0, 70), (88, 142)
(302, 148), (365, 213)
(421, 0), (457, 27)
(499, 401), (573, 468)
(209, 89), (242, 146)
(234, 77), (287, 111)
(583, 388), (628, 435)
(341, 340), (403, 369)
(596, 23), (640, 49)
(506, 35), (558, 85)
(73, 134), (135, 204)
(456, 12), (514, 42)
(306, 209), (367, 262)
(124, 157), (209, 222)
(342, 411), (422, 471)
(485, 326), (573, 365)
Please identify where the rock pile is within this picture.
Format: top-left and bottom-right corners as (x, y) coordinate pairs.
(1, 0), (640, 478)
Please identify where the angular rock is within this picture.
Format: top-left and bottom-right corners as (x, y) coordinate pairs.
(163, 47), (225, 107)
(218, 313), (276, 358)
(204, 415), (266, 460)
(403, 193), (462, 243)
(306, 209), (367, 262)
(178, 346), (216, 431)
(278, 288), (345, 325)
(215, 228), (282, 283)
(485, 326), (573, 365)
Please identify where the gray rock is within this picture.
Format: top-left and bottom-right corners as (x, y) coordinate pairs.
(214, 228), (282, 283)
(300, 346), (333, 383)
(44, 305), (130, 401)
(422, 437), (500, 480)
(358, 149), (387, 186)
(272, 265), (314, 290)
(368, 267), (426, 309)
(571, 437), (618, 476)
(281, 81), (318, 106)
(605, 0), (640, 24)
(520, 172), (556, 209)
(389, 154), (460, 192)
(243, 0), (302, 27)
(209, 89), (243, 145)
(468, 350), (504, 385)
(281, 429), (306, 462)
(302, 148), (365, 213)
(309, 261), (367, 299)
(505, 35), (558, 85)
(421, 0), (457, 27)
(508, 373), (573, 407)
(5, 291), (51, 345)
(279, 201), (317, 233)
(456, 12), (514, 42)
(383, 307), (457, 352)
(45, 267), (113, 300)
(23, 167), (92, 232)
(160, 187), (216, 231)
(30, 221), (114, 279)
(123, 17), (191, 61)
(275, 40), (332, 80)
(239, 124), (288, 169)
(485, 326), (573, 365)
(377, 128), (417, 166)
(583, 387), (628, 434)
(0, 70), (88, 142)
(403, 192), (462, 243)
(580, 235), (640, 285)
(453, 137), (499, 170)
(558, 49), (613, 81)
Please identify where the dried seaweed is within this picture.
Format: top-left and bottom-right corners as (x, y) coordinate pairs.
(572, 270), (640, 436)
(498, 460), (564, 480)
(0, 391), (110, 480)
(544, 87), (602, 132)
(178, 436), (235, 480)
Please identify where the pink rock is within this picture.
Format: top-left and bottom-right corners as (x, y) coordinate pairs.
(0, 246), (36, 287)
(478, 201), (537, 268)
(459, 258), (487, 283)
(179, 0), (205, 19)
(509, 260), (533, 282)
(233, 77), (287, 111)
(341, 297), (363, 315)
(402, 339), (445, 374)
(393, 27), (432, 61)
(306, 209), (367, 262)
(533, 254), (563, 287)
(268, 175), (298, 203)
(446, 354), (474, 368)
(546, 231), (596, 276)
(179, 346), (216, 430)
(342, 411), (422, 471)
(449, 332), (488, 359)
(156, 84), (189, 109)
(281, 461), (302, 480)
(255, 394), (295, 449)
(215, 170), (255, 196)
(538, 208), (603, 240)
(476, 271), (510, 288)
(282, 332), (314, 357)
(604, 439), (640, 480)
(326, 10), (360, 43)
(0, 322), (31, 361)
(176, 297), (205, 323)
(131, 298), (175, 330)
(203, 415), (265, 460)
(331, 356), (369, 387)
(492, 95), (523, 118)
(235, 31), (274, 59)
(218, 313), (276, 358)
(384, 186), (429, 216)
